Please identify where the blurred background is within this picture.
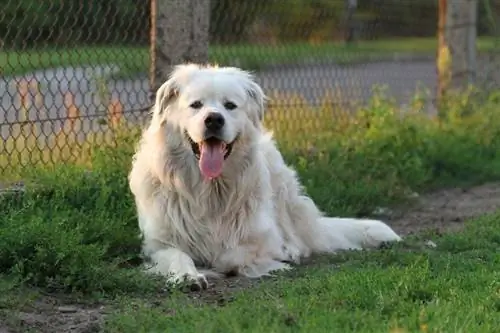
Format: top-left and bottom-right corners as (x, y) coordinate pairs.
(1, 0), (499, 170)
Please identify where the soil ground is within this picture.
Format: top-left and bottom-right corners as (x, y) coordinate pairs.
(3, 182), (500, 333)
(387, 182), (500, 236)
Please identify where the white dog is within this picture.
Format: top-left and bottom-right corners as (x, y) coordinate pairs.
(128, 64), (401, 289)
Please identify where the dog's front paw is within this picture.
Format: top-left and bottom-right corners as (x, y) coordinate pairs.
(167, 272), (209, 292)
(281, 243), (302, 264)
(146, 248), (210, 292)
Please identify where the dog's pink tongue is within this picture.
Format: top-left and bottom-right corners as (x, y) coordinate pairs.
(199, 142), (225, 179)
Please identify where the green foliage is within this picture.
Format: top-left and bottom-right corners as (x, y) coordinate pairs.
(264, 86), (500, 215)
(0, 126), (154, 293)
(1, 0), (148, 48)
(356, 0), (438, 38)
(212, 0), (497, 44)
(0, 156), (156, 294)
(209, 0), (270, 43)
(261, 0), (345, 42)
(3, 0), (498, 49)
(2, 88), (500, 295)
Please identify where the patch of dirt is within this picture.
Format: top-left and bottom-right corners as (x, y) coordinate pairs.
(386, 182), (500, 236)
(188, 275), (259, 306)
(1, 295), (105, 333)
(4, 182), (500, 332)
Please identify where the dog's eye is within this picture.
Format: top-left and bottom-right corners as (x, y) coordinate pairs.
(190, 101), (203, 109)
(224, 101), (237, 110)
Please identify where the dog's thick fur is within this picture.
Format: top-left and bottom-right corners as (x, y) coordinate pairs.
(128, 64), (402, 288)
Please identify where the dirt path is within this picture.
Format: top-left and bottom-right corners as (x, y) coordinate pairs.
(387, 182), (500, 236)
(3, 182), (500, 333)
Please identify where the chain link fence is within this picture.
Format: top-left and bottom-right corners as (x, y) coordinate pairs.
(1, 0), (499, 175)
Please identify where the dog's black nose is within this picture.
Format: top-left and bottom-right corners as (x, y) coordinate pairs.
(204, 112), (225, 131)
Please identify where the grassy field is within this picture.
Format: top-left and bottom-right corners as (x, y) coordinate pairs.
(0, 36), (499, 78)
(107, 214), (500, 332)
(1, 88), (500, 332)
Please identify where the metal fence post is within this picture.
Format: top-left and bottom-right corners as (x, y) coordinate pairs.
(149, 0), (211, 101)
(437, 0), (478, 104)
(344, 0), (358, 43)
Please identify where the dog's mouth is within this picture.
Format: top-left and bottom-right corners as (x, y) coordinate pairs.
(186, 133), (237, 180)
(188, 136), (234, 161)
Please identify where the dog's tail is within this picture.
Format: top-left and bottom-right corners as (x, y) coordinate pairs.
(312, 217), (402, 251)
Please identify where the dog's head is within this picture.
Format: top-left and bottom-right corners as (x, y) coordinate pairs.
(150, 64), (266, 180)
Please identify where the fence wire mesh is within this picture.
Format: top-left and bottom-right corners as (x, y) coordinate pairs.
(1, 0), (500, 175)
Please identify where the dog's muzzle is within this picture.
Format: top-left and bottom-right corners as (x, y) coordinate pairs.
(185, 130), (238, 179)
(185, 112), (239, 179)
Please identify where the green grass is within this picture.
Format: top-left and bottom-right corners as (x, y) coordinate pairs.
(1, 36), (499, 78)
(105, 213), (500, 332)
(2, 88), (500, 331)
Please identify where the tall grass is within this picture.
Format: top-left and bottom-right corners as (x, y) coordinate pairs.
(1, 85), (500, 295)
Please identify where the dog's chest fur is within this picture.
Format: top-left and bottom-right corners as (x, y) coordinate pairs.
(158, 158), (269, 266)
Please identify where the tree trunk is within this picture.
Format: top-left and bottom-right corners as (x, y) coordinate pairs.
(150, 0), (210, 100)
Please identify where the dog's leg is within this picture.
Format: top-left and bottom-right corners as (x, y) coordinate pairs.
(132, 201), (209, 290)
(213, 206), (294, 278)
(312, 217), (402, 252)
(146, 248), (209, 290)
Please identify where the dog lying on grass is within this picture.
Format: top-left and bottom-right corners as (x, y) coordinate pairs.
(128, 64), (401, 289)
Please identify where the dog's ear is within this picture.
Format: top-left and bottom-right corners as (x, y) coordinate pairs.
(151, 64), (202, 126)
(151, 77), (179, 126)
(245, 79), (267, 122)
